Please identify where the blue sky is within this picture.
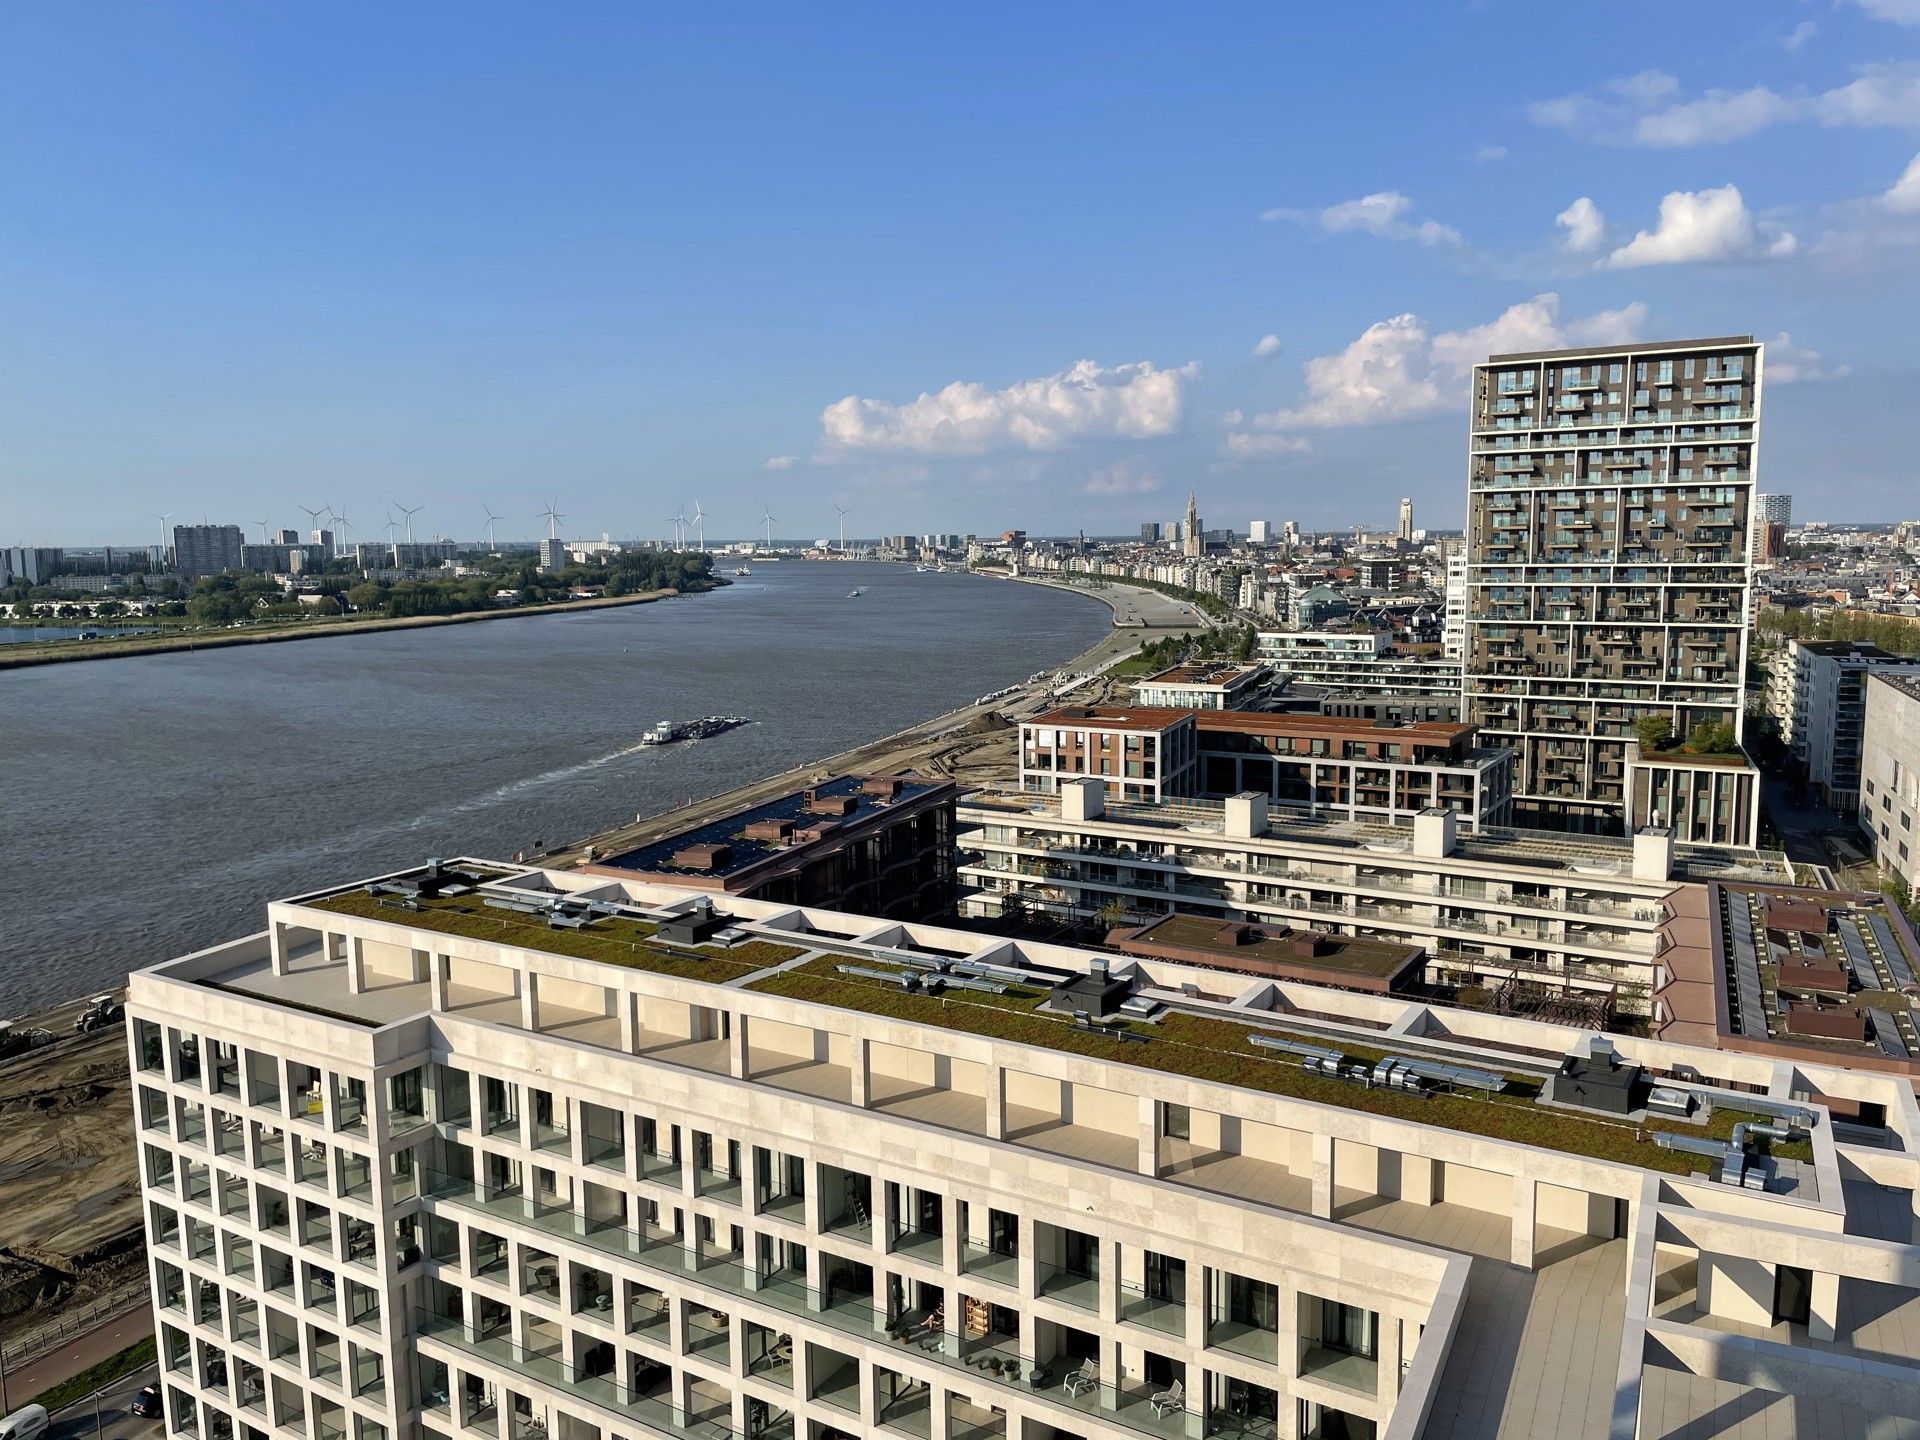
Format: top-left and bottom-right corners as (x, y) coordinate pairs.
(4, 3), (1917, 544)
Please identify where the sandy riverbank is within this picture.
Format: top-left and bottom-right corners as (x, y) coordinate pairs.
(0, 587), (691, 671)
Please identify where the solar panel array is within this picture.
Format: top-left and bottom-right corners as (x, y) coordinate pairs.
(1869, 1009), (1911, 1059)
(1837, 915), (1881, 991)
(1726, 898), (1769, 1037)
(1868, 914), (1916, 989)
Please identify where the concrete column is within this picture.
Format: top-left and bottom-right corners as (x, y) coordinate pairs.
(269, 921), (291, 977)
(1310, 1134), (1335, 1219)
(430, 954), (451, 1013)
(1186, 1258), (1209, 1350)
(521, 973), (539, 1033)
(985, 1066), (1006, 1141)
(1138, 1097), (1160, 1178)
(729, 1017), (749, 1080)
(1098, 1237), (1120, 1327)
(1017, 1213), (1039, 1313)
(1277, 1287), (1301, 1431)
(617, 990), (638, 1054)
(1809, 1270), (1842, 1342)
(346, 935), (367, 995)
(1511, 1179), (1537, 1270)
(849, 1036), (870, 1108)
(1401, 1153), (1437, 1207)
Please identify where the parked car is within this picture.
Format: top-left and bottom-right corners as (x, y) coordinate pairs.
(0, 1405), (49, 1440)
(131, 1386), (163, 1419)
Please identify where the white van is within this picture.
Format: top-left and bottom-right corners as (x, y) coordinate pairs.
(0, 1405), (49, 1440)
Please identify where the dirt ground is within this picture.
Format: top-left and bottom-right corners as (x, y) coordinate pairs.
(0, 992), (144, 1326)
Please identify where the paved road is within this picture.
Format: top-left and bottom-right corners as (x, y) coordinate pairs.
(43, 1364), (163, 1440)
(1761, 775), (1866, 872)
(4, 1301), (153, 1411)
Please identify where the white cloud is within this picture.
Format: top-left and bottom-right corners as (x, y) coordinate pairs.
(1634, 86), (1801, 146)
(1853, 0), (1920, 23)
(1782, 20), (1817, 51)
(1252, 334), (1283, 359)
(763, 454), (797, 470)
(1083, 462), (1163, 497)
(1263, 190), (1463, 247)
(1602, 185), (1797, 267)
(1764, 331), (1850, 383)
(1474, 145), (1509, 163)
(1555, 196), (1607, 252)
(818, 358), (1197, 455)
(1221, 432), (1312, 459)
(1253, 294), (1648, 432)
(1221, 409), (1244, 426)
(1531, 63), (1920, 146)
(1884, 152), (1920, 210)
(1815, 62), (1920, 129)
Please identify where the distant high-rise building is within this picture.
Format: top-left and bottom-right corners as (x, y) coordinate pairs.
(1463, 336), (1762, 833)
(538, 537), (568, 573)
(311, 528), (336, 556)
(1397, 497), (1414, 543)
(1183, 492), (1203, 559)
(1443, 549), (1468, 661)
(274, 527), (301, 546)
(1752, 493), (1792, 564)
(1139, 521), (1161, 544)
(1249, 518), (1272, 544)
(172, 524), (245, 580)
(2, 546), (64, 586)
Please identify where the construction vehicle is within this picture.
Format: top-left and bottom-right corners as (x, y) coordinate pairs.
(74, 994), (124, 1033)
(0, 1020), (57, 1061)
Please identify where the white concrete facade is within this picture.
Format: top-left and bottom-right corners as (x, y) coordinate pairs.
(1862, 672), (1920, 894)
(127, 865), (1920, 1440)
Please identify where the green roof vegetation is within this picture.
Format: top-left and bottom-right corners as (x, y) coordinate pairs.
(309, 890), (800, 982)
(748, 957), (1805, 1177)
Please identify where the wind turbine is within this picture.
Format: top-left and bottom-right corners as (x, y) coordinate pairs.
(762, 507), (776, 548)
(382, 510), (400, 545)
(252, 519), (272, 544)
(833, 503), (849, 553)
(540, 501), (564, 540)
(155, 513), (173, 561)
(482, 506), (501, 549)
(690, 500), (706, 552)
(330, 506), (354, 552)
(299, 504), (327, 543)
(393, 502), (423, 544)
(667, 508), (686, 548)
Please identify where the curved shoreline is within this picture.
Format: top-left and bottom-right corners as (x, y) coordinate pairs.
(0, 587), (692, 671)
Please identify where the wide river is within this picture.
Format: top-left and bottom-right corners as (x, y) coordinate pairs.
(1, 562), (1108, 1014)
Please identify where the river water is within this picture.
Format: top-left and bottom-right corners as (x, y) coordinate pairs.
(0, 562), (1107, 1014)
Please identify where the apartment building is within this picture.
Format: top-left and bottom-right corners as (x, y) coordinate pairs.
(1624, 744), (1761, 850)
(1129, 664), (1270, 712)
(1019, 709), (1513, 832)
(1752, 493), (1792, 566)
(128, 858), (1920, 1440)
(174, 524), (248, 580)
(1441, 552), (1466, 662)
(957, 783), (1788, 1012)
(1462, 337), (1761, 832)
(1767, 639), (1920, 811)
(581, 775), (957, 921)
(1862, 672), (1920, 893)
(1253, 632), (1461, 698)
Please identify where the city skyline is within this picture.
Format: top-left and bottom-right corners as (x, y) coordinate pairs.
(5, 6), (1919, 539)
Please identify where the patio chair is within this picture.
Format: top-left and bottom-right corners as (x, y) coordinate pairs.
(1063, 1360), (1099, 1396)
(1150, 1379), (1185, 1418)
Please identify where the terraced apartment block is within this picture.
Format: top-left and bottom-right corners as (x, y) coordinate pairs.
(1463, 337), (1762, 834)
(127, 858), (1920, 1440)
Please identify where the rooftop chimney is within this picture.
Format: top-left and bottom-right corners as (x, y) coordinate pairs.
(1224, 791), (1269, 840)
(1061, 776), (1106, 822)
(1632, 826), (1674, 882)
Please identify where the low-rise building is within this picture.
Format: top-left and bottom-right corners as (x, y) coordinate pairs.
(1767, 639), (1920, 809)
(1624, 742), (1762, 849)
(1255, 630), (1462, 697)
(1862, 672), (1920, 893)
(1128, 662), (1271, 711)
(582, 773), (957, 920)
(1020, 708), (1511, 832)
(959, 783), (1787, 1013)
